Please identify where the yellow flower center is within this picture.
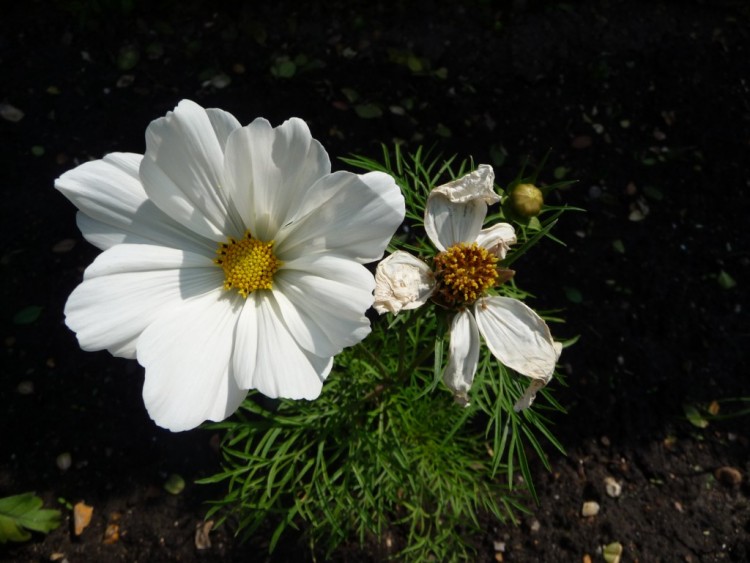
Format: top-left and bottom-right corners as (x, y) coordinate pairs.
(215, 230), (281, 298)
(433, 242), (498, 307)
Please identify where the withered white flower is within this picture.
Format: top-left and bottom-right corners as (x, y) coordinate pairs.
(374, 164), (558, 409)
(56, 100), (405, 431)
(373, 250), (434, 314)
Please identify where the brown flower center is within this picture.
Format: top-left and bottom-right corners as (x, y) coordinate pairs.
(433, 242), (498, 307)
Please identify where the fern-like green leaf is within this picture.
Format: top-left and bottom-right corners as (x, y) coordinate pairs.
(0, 492), (62, 544)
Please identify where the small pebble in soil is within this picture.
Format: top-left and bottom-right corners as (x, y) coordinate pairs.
(195, 520), (214, 550)
(581, 501), (600, 517)
(17, 380), (34, 395)
(604, 476), (622, 498)
(51, 238), (76, 253)
(603, 541), (623, 563)
(56, 452), (72, 471)
(164, 473), (186, 495)
(73, 501), (94, 536)
(714, 466), (742, 487)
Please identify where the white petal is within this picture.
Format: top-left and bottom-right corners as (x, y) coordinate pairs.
(205, 107), (242, 150)
(139, 291), (246, 431)
(474, 296), (557, 381)
(443, 310), (481, 406)
(513, 341), (563, 412)
(140, 100), (243, 241)
(475, 223), (517, 259)
(55, 153), (214, 253)
(275, 170), (404, 263)
(224, 117), (330, 241)
(232, 293), (332, 399)
(64, 245), (221, 358)
(424, 165), (499, 250)
(272, 254), (374, 356)
(373, 251), (435, 315)
(424, 196), (486, 251)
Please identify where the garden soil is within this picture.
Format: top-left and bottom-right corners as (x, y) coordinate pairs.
(1, 1), (748, 561)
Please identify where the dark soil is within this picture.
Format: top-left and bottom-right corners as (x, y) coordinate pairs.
(2, 0), (749, 561)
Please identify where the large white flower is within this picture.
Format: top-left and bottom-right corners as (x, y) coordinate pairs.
(374, 164), (558, 410)
(56, 100), (405, 431)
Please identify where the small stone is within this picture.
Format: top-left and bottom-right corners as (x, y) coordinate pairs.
(56, 452), (72, 471)
(210, 73), (232, 89)
(582, 501), (600, 517)
(0, 103), (24, 122)
(116, 74), (135, 88)
(195, 520), (214, 550)
(715, 466), (742, 487)
(17, 380), (34, 395)
(73, 501), (94, 535)
(529, 518), (541, 532)
(164, 473), (186, 495)
(603, 541), (623, 563)
(604, 476), (622, 498)
(102, 512), (121, 544)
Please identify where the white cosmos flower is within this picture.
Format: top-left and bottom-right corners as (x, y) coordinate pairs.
(56, 99), (405, 431)
(373, 164), (559, 410)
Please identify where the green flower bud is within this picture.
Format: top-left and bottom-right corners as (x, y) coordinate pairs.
(510, 183), (544, 217)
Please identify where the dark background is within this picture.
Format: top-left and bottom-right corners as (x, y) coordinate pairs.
(2, 0), (748, 560)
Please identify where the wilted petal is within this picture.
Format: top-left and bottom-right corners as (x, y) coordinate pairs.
(424, 165), (498, 250)
(513, 379), (546, 412)
(513, 341), (563, 412)
(474, 296), (557, 381)
(429, 164), (499, 205)
(373, 251), (435, 314)
(476, 222), (517, 259)
(443, 310), (481, 406)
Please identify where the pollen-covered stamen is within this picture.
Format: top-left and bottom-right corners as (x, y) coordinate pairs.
(215, 230), (281, 298)
(433, 242), (499, 307)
